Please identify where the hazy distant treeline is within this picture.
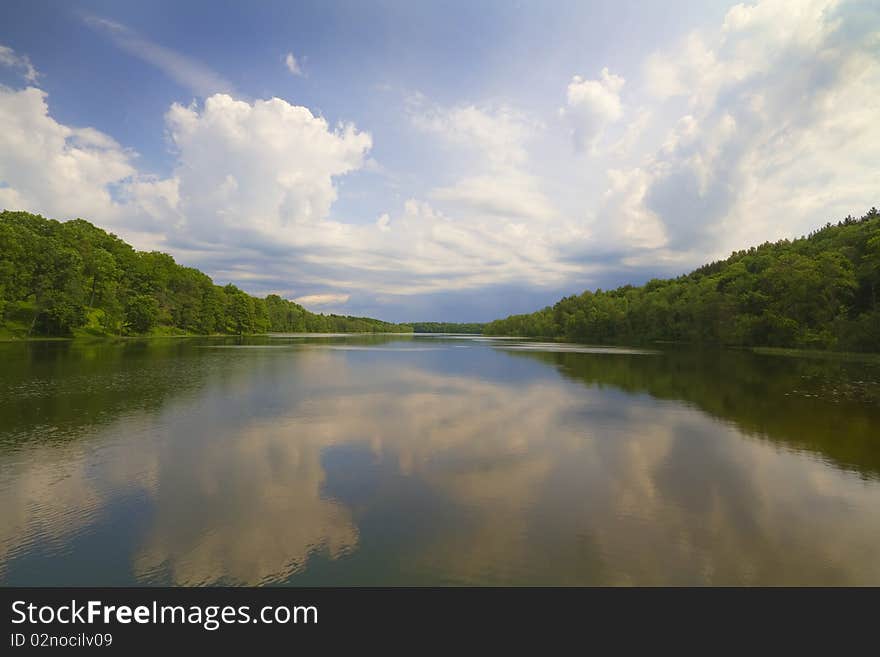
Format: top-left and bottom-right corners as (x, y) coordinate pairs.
(409, 322), (485, 333)
(484, 208), (880, 352)
(0, 211), (411, 337)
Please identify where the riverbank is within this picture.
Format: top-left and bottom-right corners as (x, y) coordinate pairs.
(0, 329), (416, 342)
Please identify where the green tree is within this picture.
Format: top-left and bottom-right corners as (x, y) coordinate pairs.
(125, 294), (160, 334)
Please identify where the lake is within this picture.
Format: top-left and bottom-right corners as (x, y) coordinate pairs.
(1, 335), (879, 586)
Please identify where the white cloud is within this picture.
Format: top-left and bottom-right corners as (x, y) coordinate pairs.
(284, 52), (304, 76)
(430, 171), (554, 222)
(163, 94), (371, 244)
(411, 101), (556, 222)
(561, 67), (625, 153)
(0, 44), (39, 83)
(607, 108), (652, 159)
(644, 34), (719, 103)
(608, 0), (880, 258)
(0, 87), (135, 222)
(411, 102), (534, 168)
(85, 16), (232, 96)
(293, 293), (351, 307)
(596, 168), (667, 251)
(0, 86), (183, 250)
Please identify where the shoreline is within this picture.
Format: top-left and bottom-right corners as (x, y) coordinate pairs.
(3, 332), (878, 361)
(0, 331), (415, 343)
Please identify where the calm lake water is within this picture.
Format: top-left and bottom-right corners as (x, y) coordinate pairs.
(1, 334), (879, 586)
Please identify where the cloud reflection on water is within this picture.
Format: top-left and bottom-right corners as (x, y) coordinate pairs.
(1, 340), (879, 585)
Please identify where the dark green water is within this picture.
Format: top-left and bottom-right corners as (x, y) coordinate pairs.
(1, 335), (879, 586)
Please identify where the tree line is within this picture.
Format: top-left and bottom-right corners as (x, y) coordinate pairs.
(484, 208), (880, 352)
(0, 211), (410, 337)
(409, 322), (485, 333)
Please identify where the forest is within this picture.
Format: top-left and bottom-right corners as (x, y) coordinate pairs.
(0, 211), (410, 337)
(4, 208), (879, 349)
(409, 322), (485, 333)
(484, 208), (880, 352)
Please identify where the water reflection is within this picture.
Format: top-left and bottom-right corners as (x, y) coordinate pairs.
(505, 347), (880, 478)
(133, 418), (358, 585)
(0, 337), (878, 585)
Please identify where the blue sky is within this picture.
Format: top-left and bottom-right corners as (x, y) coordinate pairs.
(1, 0), (878, 321)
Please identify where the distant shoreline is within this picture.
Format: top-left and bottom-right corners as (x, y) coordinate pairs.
(3, 333), (878, 363)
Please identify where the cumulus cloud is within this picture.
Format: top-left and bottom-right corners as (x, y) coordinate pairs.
(85, 16), (232, 96)
(0, 44), (39, 83)
(644, 33), (718, 103)
(607, 108), (652, 159)
(284, 52), (304, 76)
(162, 93), (371, 243)
(561, 67), (625, 153)
(596, 168), (667, 251)
(0, 86), (135, 222)
(596, 0), (880, 261)
(293, 293), (351, 308)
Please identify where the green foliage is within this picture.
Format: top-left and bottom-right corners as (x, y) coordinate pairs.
(0, 211), (411, 338)
(409, 322), (485, 333)
(125, 294), (160, 333)
(484, 208), (880, 352)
